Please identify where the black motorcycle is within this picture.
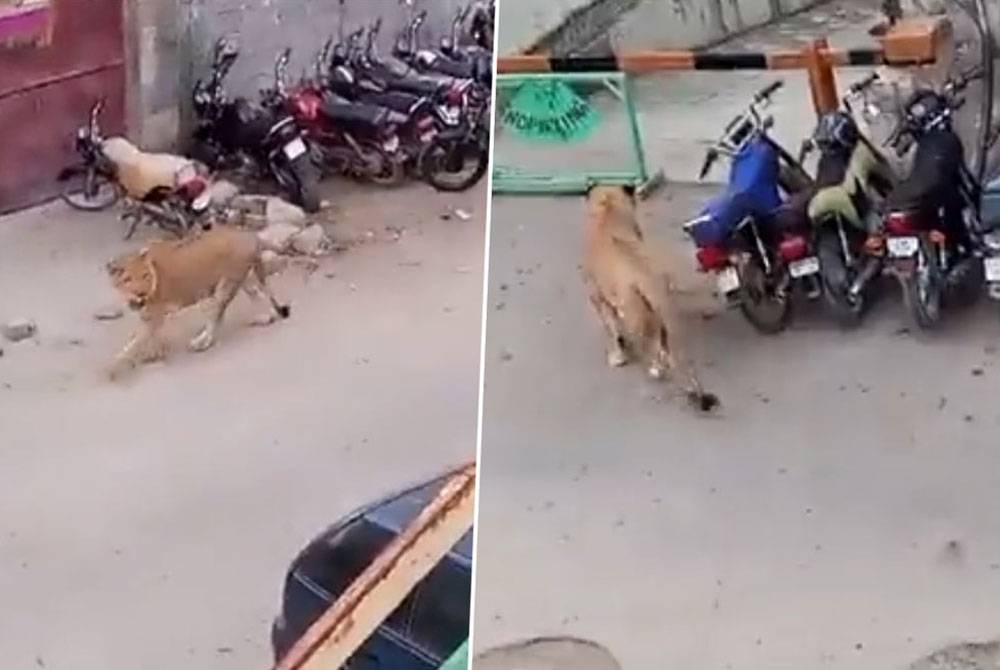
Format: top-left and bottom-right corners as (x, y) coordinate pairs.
(394, 9), (490, 86)
(349, 22), (472, 110)
(469, 0), (495, 51)
(436, 3), (493, 87)
(857, 66), (985, 329)
(191, 37), (321, 213)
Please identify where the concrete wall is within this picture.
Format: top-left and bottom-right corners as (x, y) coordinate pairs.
(129, 0), (465, 150)
(498, 0), (825, 55)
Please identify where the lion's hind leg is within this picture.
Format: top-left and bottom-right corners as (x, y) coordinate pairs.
(190, 277), (241, 352)
(587, 284), (629, 368)
(246, 260), (291, 325)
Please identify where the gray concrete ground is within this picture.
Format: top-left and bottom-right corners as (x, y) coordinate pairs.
(0, 178), (485, 669)
(476, 2), (1000, 669)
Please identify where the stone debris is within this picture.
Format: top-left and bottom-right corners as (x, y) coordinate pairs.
(2, 318), (36, 343)
(290, 223), (331, 256)
(231, 195), (307, 230)
(206, 180), (241, 207)
(257, 222), (302, 254)
(93, 306), (124, 321)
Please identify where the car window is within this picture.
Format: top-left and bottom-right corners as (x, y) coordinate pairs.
(303, 519), (418, 635)
(407, 557), (470, 659)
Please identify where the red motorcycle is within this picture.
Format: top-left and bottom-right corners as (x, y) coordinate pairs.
(264, 49), (409, 186)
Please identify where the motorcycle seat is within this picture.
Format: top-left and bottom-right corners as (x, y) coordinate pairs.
(361, 90), (430, 116)
(888, 130), (964, 212)
(321, 93), (392, 127)
(688, 191), (770, 247)
(415, 51), (475, 79)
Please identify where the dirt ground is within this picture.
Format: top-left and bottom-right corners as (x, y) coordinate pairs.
(0, 178), (485, 669)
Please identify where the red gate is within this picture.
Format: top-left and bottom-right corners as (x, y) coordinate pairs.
(0, 0), (125, 214)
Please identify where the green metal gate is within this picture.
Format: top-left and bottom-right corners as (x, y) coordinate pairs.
(492, 72), (662, 194)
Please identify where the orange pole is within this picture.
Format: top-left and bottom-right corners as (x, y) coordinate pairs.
(803, 38), (839, 115)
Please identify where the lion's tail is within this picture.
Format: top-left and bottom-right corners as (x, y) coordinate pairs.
(616, 239), (719, 413)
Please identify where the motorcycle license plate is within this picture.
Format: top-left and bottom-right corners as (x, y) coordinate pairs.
(716, 267), (740, 295)
(887, 236), (919, 258)
(986, 257), (1000, 282)
(383, 136), (400, 153)
(283, 138), (307, 160)
(789, 256), (820, 279)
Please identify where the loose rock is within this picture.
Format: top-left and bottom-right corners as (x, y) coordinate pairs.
(257, 222), (302, 253)
(290, 223), (330, 256)
(94, 306), (124, 321)
(233, 195), (307, 230)
(3, 318), (36, 343)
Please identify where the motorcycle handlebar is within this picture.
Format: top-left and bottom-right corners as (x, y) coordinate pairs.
(699, 149), (718, 180)
(949, 64), (985, 93)
(849, 72), (880, 94)
(754, 79), (784, 103)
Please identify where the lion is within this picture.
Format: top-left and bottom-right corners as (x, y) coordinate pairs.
(582, 184), (718, 412)
(105, 226), (291, 379)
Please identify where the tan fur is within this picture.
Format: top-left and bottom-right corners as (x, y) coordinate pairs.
(582, 185), (717, 410)
(105, 226), (290, 379)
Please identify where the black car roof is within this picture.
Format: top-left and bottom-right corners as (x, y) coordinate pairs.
(304, 465), (473, 567)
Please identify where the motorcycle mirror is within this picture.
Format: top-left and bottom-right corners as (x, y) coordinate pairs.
(797, 139), (814, 164)
(373, 16), (382, 33)
(699, 149), (718, 180)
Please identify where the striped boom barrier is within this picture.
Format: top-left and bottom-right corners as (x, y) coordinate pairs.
(493, 17), (946, 194)
(498, 16), (947, 75)
(498, 47), (892, 74)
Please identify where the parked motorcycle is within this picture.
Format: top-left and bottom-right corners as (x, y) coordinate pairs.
(59, 100), (214, 239)
(191, 38), (321, 212)
(857, 66), (986, 329)
(349, 21), (474, 116)
(58, 99), (121, 211)
(394, 7), (490, 86)
(800, 73), (897, 327)
(469, 0), (495, 51)
(683, 80), (817, 334)
(436, 3), (493, 87)
(357, 20), (489, 191)
(265, 47), (409, 187)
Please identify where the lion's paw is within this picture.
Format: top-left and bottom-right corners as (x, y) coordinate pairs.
(607, 348), (629, 368)
(188, 329), (215, 352)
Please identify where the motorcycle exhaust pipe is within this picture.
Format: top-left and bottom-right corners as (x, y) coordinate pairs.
(848, 256), (882, 299)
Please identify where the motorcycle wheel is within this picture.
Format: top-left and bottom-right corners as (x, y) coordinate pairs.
(60, 167), (120, 211)
(901, 240), (943, 330)
(942, 255), (983, 309)
(280, 159), (321, 213)
(816, 229), (867, 328)
(419, 135), (489, 192)
(738, 254), (792, 334)
(368, 158), (406, 188)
